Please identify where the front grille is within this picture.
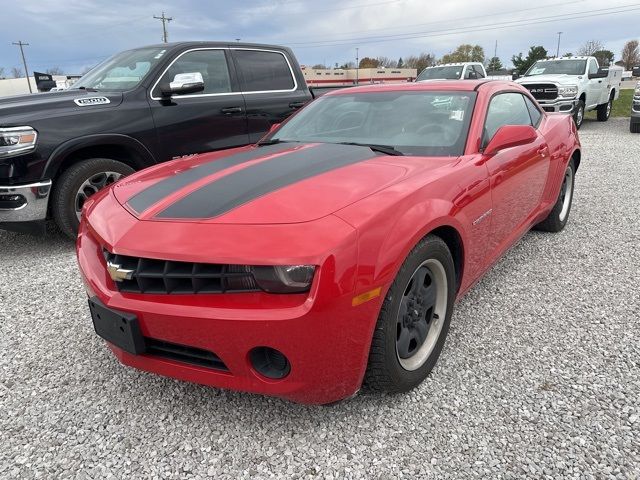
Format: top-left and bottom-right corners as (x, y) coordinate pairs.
(523, 83), (558, 101)
(145, 337), (229, 371)
(104, 251), (259, 294)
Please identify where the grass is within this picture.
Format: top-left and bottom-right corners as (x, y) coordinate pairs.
(585, 88), (634, 119)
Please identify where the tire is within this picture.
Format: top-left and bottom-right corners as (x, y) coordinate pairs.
(51, 158), (134, 239)
(596, 94), (613, 122)
(573, 100), (585, 129)
(631, 122), (640, 134)
(534, 158), (575, 233)
(364, 235), (455, 393)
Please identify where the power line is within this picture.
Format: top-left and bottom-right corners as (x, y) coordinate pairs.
(12, 41), (32, 93)
(285, 4), (640, 48)
(153, 12), (173, 43)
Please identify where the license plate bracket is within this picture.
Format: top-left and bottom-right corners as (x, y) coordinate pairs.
(88, 297), (146, 355)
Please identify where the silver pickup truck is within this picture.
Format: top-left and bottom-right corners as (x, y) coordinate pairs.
(516, 56), (622, 129)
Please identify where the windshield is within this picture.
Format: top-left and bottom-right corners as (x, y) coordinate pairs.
(72, 48), (168, 92)
(269, 91), (476, 156)
(524, 60), (587, 77)
(417, 66), (463, 81)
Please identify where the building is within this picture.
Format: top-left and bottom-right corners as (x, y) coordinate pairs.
(302, 67), (417, 87)
(0, 75), (79, 97)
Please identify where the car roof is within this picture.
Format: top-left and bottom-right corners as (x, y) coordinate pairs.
(426, 62), (482, 67)
(127, 41), (289, 51)
(324, 80), (513, 95)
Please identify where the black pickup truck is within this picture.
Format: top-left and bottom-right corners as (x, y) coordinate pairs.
(0, 42), (312, 237)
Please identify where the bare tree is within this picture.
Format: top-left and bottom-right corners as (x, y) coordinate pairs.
(404, 53), (436, 72)
(11, 66), (23, 78)
(577, 40), (604, 56)
(45, 66), (64, 75)
(376, 56), (398, 68)
(621, 40), (640, 70)
(0, 67), (5, 78)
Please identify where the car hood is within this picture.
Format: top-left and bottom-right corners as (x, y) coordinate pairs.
(112, 142), (452, 225)
(0, 90), (123, 124)
(517, 74), (581, 85)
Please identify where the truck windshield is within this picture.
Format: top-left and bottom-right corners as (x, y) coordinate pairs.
(72, 48), (168, 92)
(416, 66), (464, 81)
(524, 60), (587, 76)
(268, 91), (476, 156)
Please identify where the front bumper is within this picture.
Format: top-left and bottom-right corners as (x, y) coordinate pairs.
(0, 180), (51, 233)
(77, 214), (382, 405)
(535, 97), (577, 114)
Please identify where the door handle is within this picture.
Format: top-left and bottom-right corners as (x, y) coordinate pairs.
(537, 146), (548, 157)
(289, 101), (306, 109)
(221, 106), (243, 114)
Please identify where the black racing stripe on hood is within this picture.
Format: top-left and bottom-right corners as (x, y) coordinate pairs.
(156, 143), (377, 219)
(127, 143), (294, 213)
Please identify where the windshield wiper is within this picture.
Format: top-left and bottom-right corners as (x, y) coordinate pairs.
(338, 142), (404, 156)
(76, 86), (99, 92)
(257, 138), (289, 146)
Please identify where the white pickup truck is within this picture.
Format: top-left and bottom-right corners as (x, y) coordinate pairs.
(416, 62), (487, 81)
(516, 56), (622, 129)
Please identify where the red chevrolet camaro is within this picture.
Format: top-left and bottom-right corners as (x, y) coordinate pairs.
(77, 80), (580, 404)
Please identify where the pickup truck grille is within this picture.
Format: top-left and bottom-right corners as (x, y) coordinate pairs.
(523, 83), (558, 101)
(103, 250), (260, 294)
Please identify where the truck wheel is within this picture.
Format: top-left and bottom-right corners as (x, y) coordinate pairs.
(631, 122), (640, 134)
(596, 95), (613, 122)
(52, 158), (134, 239)
(573, 100), (585, 129)
(364, 235), (455, 393)
(534, 159), (575, 233)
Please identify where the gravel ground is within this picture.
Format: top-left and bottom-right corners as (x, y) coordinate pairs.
(1, 118), (639, 479)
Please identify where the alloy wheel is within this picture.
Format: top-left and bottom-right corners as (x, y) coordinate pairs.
(75, 171), (124, 221)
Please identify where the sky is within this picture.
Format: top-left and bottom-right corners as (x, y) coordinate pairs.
(0, 0), (639, 75)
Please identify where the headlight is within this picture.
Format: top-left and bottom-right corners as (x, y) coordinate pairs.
(558, 85), (578, 98)
(252, 265), (316, 293)
(635, 84), (640, 95)
(0, 127), (38, 158)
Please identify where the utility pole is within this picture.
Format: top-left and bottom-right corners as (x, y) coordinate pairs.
(355, 47), (359, 85)
(556, 32), (563, 58)
(12, 41), (32, 93)
(494, 40), (498, 59)
(153, 12), (173, 43)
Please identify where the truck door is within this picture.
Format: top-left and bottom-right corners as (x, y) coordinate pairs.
(231, 48), (311, 143)
(148, 48), (249, 161)
(483, 92), (550, 262)
(586, 58), (603, 108)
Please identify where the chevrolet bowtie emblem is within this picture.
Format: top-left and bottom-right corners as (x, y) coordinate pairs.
(106, 260), (135, 282)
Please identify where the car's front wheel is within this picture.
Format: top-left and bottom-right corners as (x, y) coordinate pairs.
(52, 158), (135, 239)
(364, 235), (455, 393)
(573, 100), (585, 129)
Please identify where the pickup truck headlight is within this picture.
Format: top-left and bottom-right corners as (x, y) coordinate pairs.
(0, 127), (38, 158)
(252, 265), (316, 293)
(558, 85), (578, 98)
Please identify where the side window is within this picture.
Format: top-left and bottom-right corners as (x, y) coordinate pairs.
(234, 50), (295, 92)
(483, 93), (532, 146)
(523, 95), (542, 126)
(473, 65), (485, 78)
(588, 59), (598, 75)
(154, 49), (232, 96)
(464, 66), (476, 79)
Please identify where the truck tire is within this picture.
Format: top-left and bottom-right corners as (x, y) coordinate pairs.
(573, 100), (585, 129)
(364, 235), (455, 393)
(52, 158), (134, 239)
(596, 93), (613, 122)
(630, 122), (640, 134)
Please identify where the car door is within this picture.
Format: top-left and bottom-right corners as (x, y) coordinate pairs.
(586, 58), (603, 108)
(483, 92), (550, 260)
(231, 48), (311, 143)
(148, 48), (249, 162)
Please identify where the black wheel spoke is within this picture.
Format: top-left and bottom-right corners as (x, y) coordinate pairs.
(396, 326), (413, 359)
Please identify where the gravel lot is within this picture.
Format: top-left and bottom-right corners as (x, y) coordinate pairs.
(1, 118), (639, 479)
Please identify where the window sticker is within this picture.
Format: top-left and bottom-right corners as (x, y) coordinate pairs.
(450, 110), (464, 121)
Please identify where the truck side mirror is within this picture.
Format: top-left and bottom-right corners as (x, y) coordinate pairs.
(588, 69), (608, 80)
(512, 73), (521, 80)
(160, 72), (205, 97)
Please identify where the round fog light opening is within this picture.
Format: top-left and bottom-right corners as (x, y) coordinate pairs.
(250, 347), (291, 379)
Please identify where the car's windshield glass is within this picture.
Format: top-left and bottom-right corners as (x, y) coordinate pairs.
(72, 48), (168, 92)
(524, 60), (587, 76)
(417, 66), (464, 81)
(269, 91), (476, 156)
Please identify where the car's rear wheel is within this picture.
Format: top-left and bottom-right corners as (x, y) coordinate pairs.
(596, 93), (613, 122)
(534, 158), (575, 232)
(573, 100), (585, 129)
(364, 235), (455, 393)
(52, 158), (134, 239)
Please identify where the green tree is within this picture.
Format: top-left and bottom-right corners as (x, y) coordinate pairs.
(441, 44), (485, 63)
(397, 57), (404, 68)
(562, 52), (574, 58)
(512, 46), (548, 75)
(592, 50), (614, 66)
(359, 57), (380, 68)
(487, 56), (503, 71)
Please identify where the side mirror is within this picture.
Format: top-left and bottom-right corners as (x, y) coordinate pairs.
(268, 123), (281, 134)
(511, 73), (521, 80)
(160, 72), (205, 97)
(483, 125), (537, 156)
(588, 69), (608, 80)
